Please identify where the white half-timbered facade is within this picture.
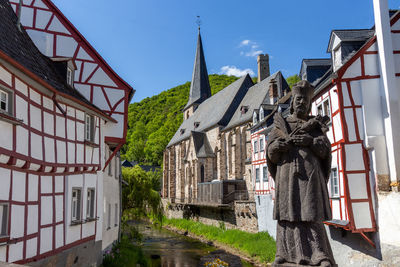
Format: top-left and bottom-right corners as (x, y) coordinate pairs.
(0, 0), (133, 265)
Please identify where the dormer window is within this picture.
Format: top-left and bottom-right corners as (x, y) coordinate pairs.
(259, 108), (264, 121)
(180, 129), (185, 135)
(241, 106), (249, 114)
(194, 122), (200, 128)
(333, 46), (341, 71)
(253, 112), (258, 124)
(67, 67), (74, 87)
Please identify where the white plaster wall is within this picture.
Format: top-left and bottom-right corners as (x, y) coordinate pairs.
(0, 168), (11, 201)
(40, 227), (52, 254)
(16, 126), (29, 155)
(0, 65), (12, 86)
(65, 174), (84, 244)
(0, 121), (13, 151)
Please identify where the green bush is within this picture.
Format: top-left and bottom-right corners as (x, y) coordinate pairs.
(163, 218), (276, 263)
(101, 236), (149, 267)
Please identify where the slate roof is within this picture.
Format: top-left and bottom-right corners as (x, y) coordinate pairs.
(168, 75), (254, 147)
(0, 0), (105, 114)
(222, 71), (289, 131)
(327, 29), (374, 52)
(184, 31), (212, 111)
(191, 131), (215, 158)
(121, 160), (159, 172)
(300, 59), (332, 84)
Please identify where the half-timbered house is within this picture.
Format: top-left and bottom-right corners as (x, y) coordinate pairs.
(0, 0), (133, 265)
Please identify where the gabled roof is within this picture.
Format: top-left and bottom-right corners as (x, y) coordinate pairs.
(0, 0), (110, 119)
(222, 71), (289, 132)
(168, 75), (254, 147)
(327, 29), (374, 52)
(191, 131), (215, 158)
(184, 31), (211, 111)
(40, 0), (133, 93)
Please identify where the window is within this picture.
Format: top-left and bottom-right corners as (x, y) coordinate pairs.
(253, 112), (258, 124)
(0, 204), (9, 237)
(86, 189), (95, 219)
(330, 168), (339, 197)
(114, 203), (118, 227)
(85, 114), (95, 142)
(317, 99), (331, 121)
(0, 88), (13, 115)
(259, 108), (264, 121)
(263, 166), (268, 182)
(260, 138), (264, 152)
(254, 141), (258, 154)
(200, 165), (205, 183)
(72, 188), (81, 222)
(67, 67), (74, 87)
(255, 168), (260, 182)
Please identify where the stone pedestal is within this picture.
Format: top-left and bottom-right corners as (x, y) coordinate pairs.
(272, 263), (338, 267)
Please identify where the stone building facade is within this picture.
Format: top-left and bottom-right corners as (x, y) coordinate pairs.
(162, 30), (289, 232)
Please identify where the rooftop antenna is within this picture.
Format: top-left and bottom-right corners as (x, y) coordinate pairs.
(17, 0), (22, 31)
(196, 16), (202, 32)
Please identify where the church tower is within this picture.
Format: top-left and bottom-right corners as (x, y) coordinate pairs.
(183, 30), (211, 120)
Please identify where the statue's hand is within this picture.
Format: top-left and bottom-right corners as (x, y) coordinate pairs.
(291, 134), (313, 147)
(270, 139), (290, 153)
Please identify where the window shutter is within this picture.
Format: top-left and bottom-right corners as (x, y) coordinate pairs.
(77, 189), (81, 220)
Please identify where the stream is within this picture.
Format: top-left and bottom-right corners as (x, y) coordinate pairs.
(131, 221), (255, 267)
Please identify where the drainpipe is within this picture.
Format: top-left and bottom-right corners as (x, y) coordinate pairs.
(117, 151), (122, 242)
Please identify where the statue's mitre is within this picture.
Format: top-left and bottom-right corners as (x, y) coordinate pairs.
(292, 80), (314, 98)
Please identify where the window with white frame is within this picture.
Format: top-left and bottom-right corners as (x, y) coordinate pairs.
(71, 188), (81, 222)
(255, 168), (260, 182)
(85, 114), (95, 142)
(317, 99), (331, 121)
(0, 204), (9, 237)
(114, 203), (118, 227)
(0, 88), (13, 116)
(263, 166), (268, 182)
(330, 168), (339, 197)
(260, 138), (264, 152)
(86, 189), (95, 219)
(254, 141), (258, 154)
(67, 67), (74, 87)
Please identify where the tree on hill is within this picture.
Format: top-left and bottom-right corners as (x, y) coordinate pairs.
(286, 74), (301, 88)
(121, 74), (239, 166)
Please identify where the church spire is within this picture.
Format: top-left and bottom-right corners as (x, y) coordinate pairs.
(184, 27), (211, 113)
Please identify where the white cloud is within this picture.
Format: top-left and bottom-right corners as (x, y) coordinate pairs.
(219, 66), (255, 77)
(238, 39), (263, 58)
(240, 39), (251, 46)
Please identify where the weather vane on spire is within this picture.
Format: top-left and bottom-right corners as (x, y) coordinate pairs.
(196, 16), (202, 31)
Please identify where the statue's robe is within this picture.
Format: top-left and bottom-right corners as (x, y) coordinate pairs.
(267, 113), (335, 266)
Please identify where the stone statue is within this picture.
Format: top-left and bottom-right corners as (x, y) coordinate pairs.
(267, 80), (336, 267)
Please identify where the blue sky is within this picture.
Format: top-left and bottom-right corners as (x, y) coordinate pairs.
(52, 0), (399, 103)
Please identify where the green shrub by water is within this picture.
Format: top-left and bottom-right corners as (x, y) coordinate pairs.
(163, 218), (276, 263)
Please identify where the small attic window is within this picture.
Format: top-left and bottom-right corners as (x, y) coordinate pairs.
(67, 67), (74, 87)
(194, 122), (200, 128)
(253, 112), (258, 124)
(241, 106), (249, 114)
(180, 129), (185, 135)
(259, 108), (264, 121)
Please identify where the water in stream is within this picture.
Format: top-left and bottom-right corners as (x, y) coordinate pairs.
(132, 222), (255, 267)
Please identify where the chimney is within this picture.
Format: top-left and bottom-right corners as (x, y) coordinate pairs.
(269, 78), (278, 99)
(257, 54), (270, 83)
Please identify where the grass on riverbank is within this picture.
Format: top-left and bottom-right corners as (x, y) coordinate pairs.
(163, 218), (276, 263)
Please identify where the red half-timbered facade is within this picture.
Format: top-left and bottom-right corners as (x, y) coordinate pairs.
(0, 0), (133, 265)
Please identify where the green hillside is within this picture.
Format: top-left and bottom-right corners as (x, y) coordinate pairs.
(121, 74), (240, 165)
